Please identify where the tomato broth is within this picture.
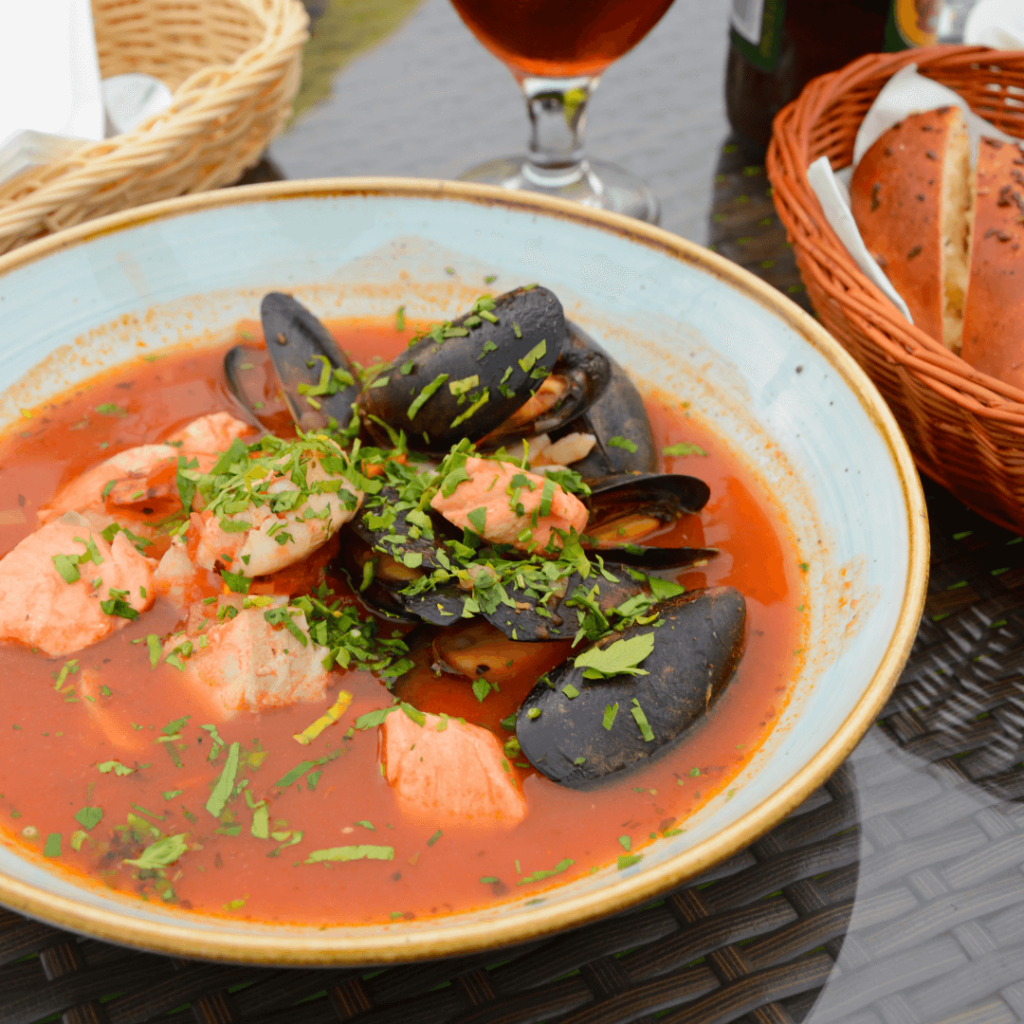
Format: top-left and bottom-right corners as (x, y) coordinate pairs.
(0, 319), (805, 924)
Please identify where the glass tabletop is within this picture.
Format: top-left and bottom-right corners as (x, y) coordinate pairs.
(266, 2), (1024, 1020)
(4, 3), (1024, 1022)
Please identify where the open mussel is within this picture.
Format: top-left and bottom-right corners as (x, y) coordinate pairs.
(482, 313), (612, 446)
(357, 287), (611, 453)
(337, 486), (464, 625)
(554, 322), (657, 477)
(516, 587), (746, 787)
(581, 472), (714, 568)
(224, 293), (361, 433)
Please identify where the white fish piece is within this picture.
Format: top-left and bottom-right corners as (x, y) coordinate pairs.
(166, 600), (330, 718)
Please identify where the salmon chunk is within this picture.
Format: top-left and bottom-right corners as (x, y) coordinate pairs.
(383, 710), (526, 827)
(167, 603), (330, 718)
(0, 512), (155, 657)
(430, 456), (587, 553)
(167, 412), (252, 454)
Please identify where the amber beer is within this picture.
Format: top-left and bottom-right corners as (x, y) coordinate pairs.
(449, 0), (677, 79)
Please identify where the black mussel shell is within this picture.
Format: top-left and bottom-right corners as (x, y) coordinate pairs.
(224, 345), (273, 427)
(597, 546), (718, 570)
(482, 565), (645, 642)
(243, 293), (362, 432)
(358, 286), (567, 453)
(348, 485), (447, 571)
(336, 530), (418, 622)
(338, 488), (464, 624)
(586, 472), (710, 523)
(556, 323), (657, 477)
(516, 587), (746, 787)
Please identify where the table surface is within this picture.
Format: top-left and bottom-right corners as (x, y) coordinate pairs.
(5, 2), (1024, 1023)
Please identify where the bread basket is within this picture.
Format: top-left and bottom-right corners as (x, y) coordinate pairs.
(767, 45), (1024, 533)
(0, 0), (308, 257)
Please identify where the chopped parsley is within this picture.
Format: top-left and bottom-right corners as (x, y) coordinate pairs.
(124, 833), (189, 870)
(74, 807), (103, 831)
(51, 553), (81, 584)
(205, 742), (240, 818)
(516, 857), (573, 885)
(630, 699), (655, 742)
(518, 340), (546, 373)
(305, 845), (394, 863)
(406, 374), (449, 420)
(662, 442), (707, 457)
(574, 633), (654, 679)
(220, 570), (251, 594)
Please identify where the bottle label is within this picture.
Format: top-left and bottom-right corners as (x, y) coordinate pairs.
(886, 0), (938, 49)
(730, 0), (786, 72)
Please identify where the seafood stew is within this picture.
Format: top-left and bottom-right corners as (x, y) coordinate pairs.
(0, 288), (805, 924)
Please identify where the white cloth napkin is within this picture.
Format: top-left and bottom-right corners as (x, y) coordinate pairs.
(0, 0), (104, 150)
(0, 0), (173, 186)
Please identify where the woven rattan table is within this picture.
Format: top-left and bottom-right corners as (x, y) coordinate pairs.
(4, 2), (1024, 1022)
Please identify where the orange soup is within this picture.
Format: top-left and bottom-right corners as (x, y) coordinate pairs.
(0, 317), (804, 924)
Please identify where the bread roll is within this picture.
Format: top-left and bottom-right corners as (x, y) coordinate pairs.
(960, 137), (1024, 389)
(850, 106), (972, 352)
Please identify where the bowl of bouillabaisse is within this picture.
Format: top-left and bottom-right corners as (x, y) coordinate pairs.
(0, 179), (926, 964)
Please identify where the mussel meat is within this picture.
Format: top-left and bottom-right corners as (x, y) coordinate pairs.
(516, 587), (746, 787)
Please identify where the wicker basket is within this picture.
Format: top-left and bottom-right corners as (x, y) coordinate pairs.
(0, 0), (308, 256)
(767, 45), (1024, 533)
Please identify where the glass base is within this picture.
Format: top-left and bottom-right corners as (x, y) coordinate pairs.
(458, 155), (660, 224)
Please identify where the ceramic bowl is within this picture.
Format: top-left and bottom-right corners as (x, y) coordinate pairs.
(0, 179), (928, 964)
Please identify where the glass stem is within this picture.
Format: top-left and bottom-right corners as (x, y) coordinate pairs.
(520, 75), (599, 188)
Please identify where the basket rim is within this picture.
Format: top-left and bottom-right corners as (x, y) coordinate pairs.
(0, 176), (930, 965)
(0, 0), (309, 241)
(766, 44), (1024, 424)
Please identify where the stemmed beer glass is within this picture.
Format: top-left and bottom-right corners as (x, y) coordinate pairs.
(450, 0), (676, 224)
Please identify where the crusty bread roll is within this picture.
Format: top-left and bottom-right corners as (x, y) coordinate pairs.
(960, 137), (1024, 389)
(850, 106), (972, 352)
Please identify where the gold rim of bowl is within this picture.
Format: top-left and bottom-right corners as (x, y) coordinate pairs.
(0, 178), (930, 964)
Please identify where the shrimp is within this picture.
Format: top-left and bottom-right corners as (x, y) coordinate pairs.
(0, 512), (155, 657)
(192, 457), (362, 577)
(39, 413), (255, 532)
(430, 456), (587, 553)
(165, 600), (330, 718)
(383, 710), (526, 827)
